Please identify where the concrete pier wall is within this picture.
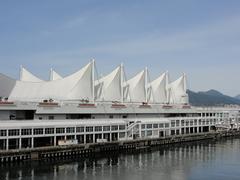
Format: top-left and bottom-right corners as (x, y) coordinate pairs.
(0, 130), (239, 164)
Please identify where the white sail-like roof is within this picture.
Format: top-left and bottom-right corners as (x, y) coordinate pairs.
(168, 74), (189, 104)
(149, 72), (168, 104)
(20, 66), (43, 82)
(0, 73), (16, 98)
(50, 69), (63, 81)
(124, 69), (147, 103)
(95, 66), (123, 102)
(9, 62), (94, 102)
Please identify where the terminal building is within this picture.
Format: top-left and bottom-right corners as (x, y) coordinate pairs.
(0, 61), (238, 150)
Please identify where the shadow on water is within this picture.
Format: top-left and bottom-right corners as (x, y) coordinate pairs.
(1, 138), (240, 180)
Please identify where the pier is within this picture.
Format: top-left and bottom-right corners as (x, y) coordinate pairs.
(1, 130), (239, 164)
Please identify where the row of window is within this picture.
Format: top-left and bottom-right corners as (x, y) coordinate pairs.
(141, 123), (169, 129)
(171, 119), (217, 128)
(0, 125), (126, 136)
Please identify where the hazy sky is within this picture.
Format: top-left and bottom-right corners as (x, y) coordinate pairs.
(0, 1), (240, 96)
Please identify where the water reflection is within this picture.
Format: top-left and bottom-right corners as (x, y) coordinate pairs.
(1, 138), (240, 180)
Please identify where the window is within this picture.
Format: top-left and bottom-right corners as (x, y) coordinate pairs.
(165, 123), (169, 128)
(66, 127), (75, 133)
(181, 120), (185, 126)
(45, 128), (54, 134)
(56, 128), (65, 134)
(119, 132), (125, 138)
(111, 125), (118, 131)
(194, 119), (197, 125)
(48, 116), (54, 120)
(153, 124), (158, 128)
(103, 126), (110, 131)
(119, 125), (126, 130)
(86, 126), (93, 132)
(147, 124), (152, 129)
(76, 127), (84, 132)
(39, 117), (43, 120)
(21, 129), (32, 136)
(34, 128), (43, 135)
(95, 126), (102, 132)
(122, 115), (128, 119)
(171, 121), (175, 127)
(147, 130), (152, 136)
(176, 120), (180, 127)
(109, 115), (113, 119)
(199, 119), (202, 125)
(159, 123), (164, 128)
(0, 130), (7, 136)
(141, 124), (146, 129)
(8, 129), (20, 136)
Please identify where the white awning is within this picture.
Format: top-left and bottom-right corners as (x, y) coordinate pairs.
(20, 66), (43, 82)
(149, 72), (168, 103)
(50, 69), (63, 81)
(9, 62), (94, 102)
(95, 65), (123, 102)
(168, 74), (188, 104)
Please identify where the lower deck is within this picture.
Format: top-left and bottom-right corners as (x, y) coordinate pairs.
(0, 117), (216, 151)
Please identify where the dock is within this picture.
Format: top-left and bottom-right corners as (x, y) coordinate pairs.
(1, 130), (239, 164)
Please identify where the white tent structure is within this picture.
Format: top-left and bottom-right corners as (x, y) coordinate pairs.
(95, 65), (123, 102)
(50, 69), (63, 81)
(0, 73), (16, 98)
(124, 68), (148, 103)
(0, 61), (189, 104)
(149, 72), (169, 104)
(9, 61), (95, 102)
(20, 66), (43, 82)
(168, 74), (189, 104)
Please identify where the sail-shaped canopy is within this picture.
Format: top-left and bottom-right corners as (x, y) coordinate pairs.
(124, 70), (147, 103)
(95, 66), (123, 102)
(168, 74), (188, 104)
(20, 67), (43, 82)
(149, 72), (168, 104)
(0, 73), (16, 98)
(50, 69), (63, 81)
(9, 62), (94, 102)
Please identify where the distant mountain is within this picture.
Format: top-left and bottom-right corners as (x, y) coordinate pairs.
(187, 89), (240, 106)
(235, 95), (240, 100)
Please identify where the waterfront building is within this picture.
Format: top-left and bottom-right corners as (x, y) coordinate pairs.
(0, 61), (239, 151)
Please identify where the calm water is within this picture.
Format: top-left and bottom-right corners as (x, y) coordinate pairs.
(1, 138), (240, 180)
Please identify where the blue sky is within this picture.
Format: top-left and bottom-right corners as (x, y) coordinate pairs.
(0, 0), (240, 96)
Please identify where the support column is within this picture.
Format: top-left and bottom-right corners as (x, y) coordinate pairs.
(84, 134), (86, 144)
(93, 134), (95, 143)
(19, 138), (22, 149)
(110, 133), (112, 142)
(6, 138), (9, 150)
(54, 136), (56, 146)
(139, 128), (142, 138)
(31, 137), (34, 148)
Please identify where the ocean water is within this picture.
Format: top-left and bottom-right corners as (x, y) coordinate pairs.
(1, 138), (240, 180)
